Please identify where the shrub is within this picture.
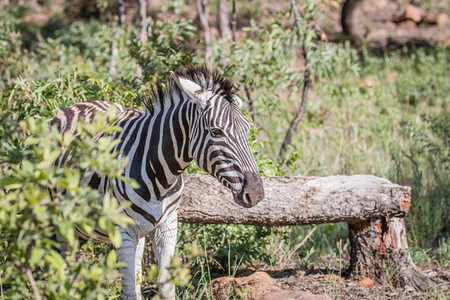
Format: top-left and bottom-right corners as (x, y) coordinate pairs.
(0, 114), (133, 299)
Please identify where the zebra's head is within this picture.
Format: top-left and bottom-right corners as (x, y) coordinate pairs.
(171, 68), (264, 208)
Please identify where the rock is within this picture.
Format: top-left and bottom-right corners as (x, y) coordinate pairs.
(403, 5), (424, 23)
(261, 290), (332, 300)
(424, 12), (449, 26)
(358, 277), (375, 288)
(210, 276), (236, 300)
(397, 20), (417, 30)
(324, 274), (345, 285)
(210, 272), (278, 300)
(394, 5), (423, 24)
(236, 272), (278, 300)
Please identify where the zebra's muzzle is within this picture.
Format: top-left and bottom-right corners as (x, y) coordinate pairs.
(233, 172), (264, 208)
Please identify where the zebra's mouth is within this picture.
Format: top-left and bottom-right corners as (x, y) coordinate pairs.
(231, 172), (264, 208)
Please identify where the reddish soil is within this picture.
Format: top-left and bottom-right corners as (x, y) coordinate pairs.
(226, 260), (450, 300)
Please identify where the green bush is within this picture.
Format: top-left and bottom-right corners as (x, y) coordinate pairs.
(0, 114), (133, 299)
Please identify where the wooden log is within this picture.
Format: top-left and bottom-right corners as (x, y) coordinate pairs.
(179, 174), (432, 291)
(179, 174), (411, 226)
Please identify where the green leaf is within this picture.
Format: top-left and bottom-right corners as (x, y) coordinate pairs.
(0, 177), (22, 189)
(108, 223), (122, 248)
(59, 220), (75, 246)
(106, 250), (117, 266)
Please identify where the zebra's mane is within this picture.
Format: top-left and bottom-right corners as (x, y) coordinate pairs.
(140, 66), (235, 111)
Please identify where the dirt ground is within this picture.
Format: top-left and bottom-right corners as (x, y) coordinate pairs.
(224, 258), (450, 300)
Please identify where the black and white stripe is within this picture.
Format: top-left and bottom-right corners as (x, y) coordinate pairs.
(51, 67), (264, 300)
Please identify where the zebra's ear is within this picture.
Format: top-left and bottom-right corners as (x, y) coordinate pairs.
(170, 71), (210, 109)
(232, 95), (243, 109)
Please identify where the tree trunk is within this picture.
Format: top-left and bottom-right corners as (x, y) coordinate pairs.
(231, 0), (237, 42)
(341, 0), (366, 39)
(136, 0), (148, 79)
(218, 0), (231, 40)
(195, 0), (212, 66)
(109, 0), (125, 79)
(179, 174), (411, 226)
(347, 217), (433, 291)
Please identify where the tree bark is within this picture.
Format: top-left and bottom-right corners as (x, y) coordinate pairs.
(347, 217), (433, 291)
(179, 174), (411, 226)
(218, 0), (232, 40)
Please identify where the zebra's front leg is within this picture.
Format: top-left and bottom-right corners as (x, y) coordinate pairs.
(135, 237), (145, 299)
(151, 212), (178, 300)
(117, 229), (140, 300)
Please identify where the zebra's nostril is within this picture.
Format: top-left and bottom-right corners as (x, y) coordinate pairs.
(245, 193), (251, 204)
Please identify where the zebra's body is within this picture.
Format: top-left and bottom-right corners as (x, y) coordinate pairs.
(51, 67), (264, 299)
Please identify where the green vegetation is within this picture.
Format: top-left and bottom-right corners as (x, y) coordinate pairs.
(0, 0), (448, 299)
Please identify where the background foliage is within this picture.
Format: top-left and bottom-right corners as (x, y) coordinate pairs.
(0, 0), (448, 299)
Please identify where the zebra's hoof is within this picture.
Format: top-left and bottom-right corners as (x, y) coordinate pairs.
(159, 282), (175, 300)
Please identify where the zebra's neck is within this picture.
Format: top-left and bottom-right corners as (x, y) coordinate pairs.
(117, 93), (196, 202)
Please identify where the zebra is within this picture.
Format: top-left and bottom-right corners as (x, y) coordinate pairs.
(50, 66), (265, 300)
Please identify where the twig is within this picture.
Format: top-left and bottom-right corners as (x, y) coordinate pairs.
(279, 0), (312, 158)
(195, 0), (212, 66)
(291, 225), (316, 254)
(25, 268), (42, 300)
(13, 260), (41, 300)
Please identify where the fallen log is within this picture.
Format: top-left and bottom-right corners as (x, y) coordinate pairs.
(179, 174), (432, 291)
(179, 174), (411, 225)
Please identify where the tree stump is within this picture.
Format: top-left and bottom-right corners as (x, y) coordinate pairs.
(347, 217), (432, 290)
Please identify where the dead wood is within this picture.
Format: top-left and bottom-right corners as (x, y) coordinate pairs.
(179, 174), (411, 226)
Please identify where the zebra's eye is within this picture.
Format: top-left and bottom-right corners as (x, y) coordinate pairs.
(210, 128), (225, 138)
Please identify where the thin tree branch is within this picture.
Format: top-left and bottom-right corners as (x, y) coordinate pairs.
(279, 69), (311, 158)
(279, 0), (312, 158)
(196, 0), (212, 66)
(13, 260), (40, 300)
(291, 225), (317, 254)
(25, 268), (41, 300)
